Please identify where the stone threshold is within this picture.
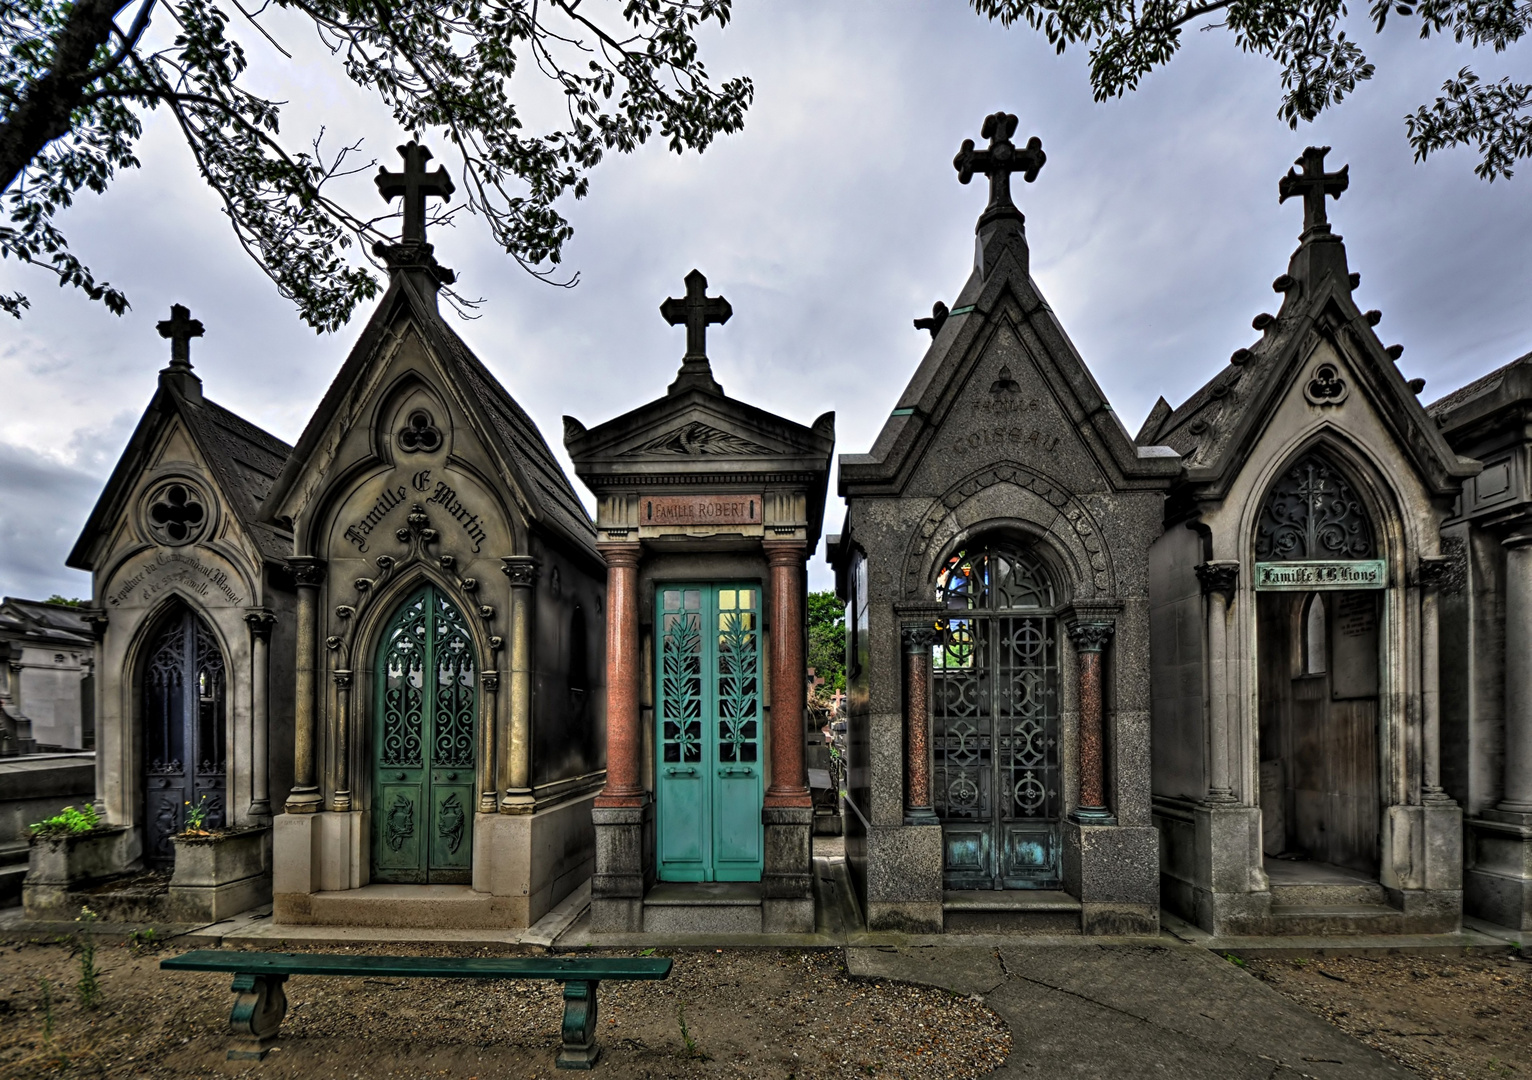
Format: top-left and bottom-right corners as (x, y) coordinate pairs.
(942, 889), (1081, 913)
(1162, 909), (1525, 958)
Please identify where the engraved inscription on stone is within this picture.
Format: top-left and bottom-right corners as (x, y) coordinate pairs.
(1254, 560), (1386, 590)
(643, 494), (762, 527)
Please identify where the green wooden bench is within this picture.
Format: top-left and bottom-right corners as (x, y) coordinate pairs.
(161, 950), (673, 1069)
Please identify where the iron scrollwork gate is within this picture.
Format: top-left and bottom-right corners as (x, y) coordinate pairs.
(932, 546), (1061, 889)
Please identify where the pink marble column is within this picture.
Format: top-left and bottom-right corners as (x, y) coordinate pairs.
(764, 541), (812, 809)
(903, 626), (939, 825)
(1068, 621), (1115, 825)
(595, 543), (644, 809)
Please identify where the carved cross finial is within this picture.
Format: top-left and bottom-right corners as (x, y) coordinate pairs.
(660, 269), (732, 362)
(954, 112), (1046, 224)
(375, 140), (455, 243)
(1278, 146), (1349, 235)
(156, 304), (204, 369)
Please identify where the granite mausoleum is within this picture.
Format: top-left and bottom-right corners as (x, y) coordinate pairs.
(830, 112), (1180, 934)
(567, 270), (834, 934)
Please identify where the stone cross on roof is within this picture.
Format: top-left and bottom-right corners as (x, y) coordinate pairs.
(954, 112), (1046, 225)
(661, 270), (731, 395)
(375, 140), (455, 244)
(1279, 146), (1349, 236)
(157, 304), (204, 369)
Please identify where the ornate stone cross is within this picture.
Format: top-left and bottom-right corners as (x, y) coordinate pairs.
(1279, 146), (1349, 234)
(375, 140), (455, 243)
(661, 269), (732, 361)
(157, 304), (204, 367)
(954, 112), (1046, 222)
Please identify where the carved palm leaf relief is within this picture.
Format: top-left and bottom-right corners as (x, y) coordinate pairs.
(625, 421), (773, 457)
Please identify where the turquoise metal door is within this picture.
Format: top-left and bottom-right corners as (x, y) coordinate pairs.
(656, 584), (764, 882)
(372, 585), (477, 885)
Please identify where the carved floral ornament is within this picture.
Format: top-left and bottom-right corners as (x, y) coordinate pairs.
(143, 479), (210, 546)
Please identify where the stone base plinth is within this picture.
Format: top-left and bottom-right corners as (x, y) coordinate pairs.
(1465, 812), (1532, 931)
(862, 823), (943, 933)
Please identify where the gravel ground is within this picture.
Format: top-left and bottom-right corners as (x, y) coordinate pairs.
(0, 940), (1009, 1080)
(1245, 952), (1532, 1080)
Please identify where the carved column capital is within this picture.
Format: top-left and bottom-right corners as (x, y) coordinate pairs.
(481, 670), (500, 691)
(286, 556), (327, 588)
(500, 555), (540, 588)
(79, 608), (109, 640)
(333, 670), (353, 689)
(244, 608), (276, 642)
(1066, 621), (1115, 653)
(762, 538), (808, 567)
(1195, 560), (1240, 599)
(596, 542), (642, 570)
(901, 624), (939, 653)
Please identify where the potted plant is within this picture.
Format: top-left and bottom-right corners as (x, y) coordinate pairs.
(23, 804), (131, 918)
(168, 797), (271, 922)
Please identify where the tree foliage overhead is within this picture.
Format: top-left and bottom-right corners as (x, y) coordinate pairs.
(807, 589), (845, 696)
(0, 0), (752, 328)
(971, 0), (1531, 180)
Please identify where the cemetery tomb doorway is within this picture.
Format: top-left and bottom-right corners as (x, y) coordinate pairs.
(141, 605), (227, 866)
(932, 544), (1063, 890)
(655, 583), (765, 883)
(371, 584), (477, 885)
(1254, 453), (1382, 881)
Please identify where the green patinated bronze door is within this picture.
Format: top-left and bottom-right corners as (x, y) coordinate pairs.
(655, 584), (764, 882)
(372, 585), (477, 884)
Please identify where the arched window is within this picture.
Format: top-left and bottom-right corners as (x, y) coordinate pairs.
(1303, 594), (1328, 675)
(1256, 453), (1375, 561)
(930, 542), (1062, 889)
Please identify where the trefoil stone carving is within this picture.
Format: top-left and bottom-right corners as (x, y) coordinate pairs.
(1304, 363), (1348, 406)
(397, 409), (444, 453)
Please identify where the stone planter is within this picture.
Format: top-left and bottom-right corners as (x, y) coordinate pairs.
(23, 825), (131, 919)
(167, 826), (271, 923)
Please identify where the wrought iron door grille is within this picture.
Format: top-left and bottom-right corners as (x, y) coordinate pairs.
(931, 546), (1061, 889)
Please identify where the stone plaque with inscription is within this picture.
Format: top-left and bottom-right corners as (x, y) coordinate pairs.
(642, 494), (762, 527)
(1254, 560), (1386, 590)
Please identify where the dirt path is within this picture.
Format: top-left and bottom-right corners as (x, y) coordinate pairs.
(0, 940), (1008, 1080)
(1245, 953), (1532, 1080)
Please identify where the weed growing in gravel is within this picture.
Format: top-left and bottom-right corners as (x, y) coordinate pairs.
(75, 906), (100, 1009)
(676, 998), (709, 1060)
(127, 928), (157, 955)
(39, 977), (53, 1048)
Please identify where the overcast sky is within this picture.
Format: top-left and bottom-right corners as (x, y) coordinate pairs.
(2, 0), (1528, 601)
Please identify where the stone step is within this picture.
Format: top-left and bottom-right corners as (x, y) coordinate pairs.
(641, 881), (763, 934)
(1269, 881), (1389, 907)
(1266, 903), (1405, 936)
(303, 884), (504, 929)
(942, 889), (1081, 934)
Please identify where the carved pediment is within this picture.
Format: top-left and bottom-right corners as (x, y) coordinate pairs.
(623, 421), (773, 458)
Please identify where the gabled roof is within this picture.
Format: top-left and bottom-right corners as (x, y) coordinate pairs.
(1136, 227), (1477, 501)
(66, 366), (293, 571)
(0, 598), (92, 646)
(1429, 350), (1532, 432)
(839, 217), (1180, 497)
(259, 270), (596, 558)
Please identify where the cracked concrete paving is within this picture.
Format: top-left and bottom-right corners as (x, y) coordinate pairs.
(847, 940), (1412, 1079)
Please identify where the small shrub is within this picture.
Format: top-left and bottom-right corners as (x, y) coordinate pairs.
(29, 804), (100, 838)
(183, 796), (211, 835)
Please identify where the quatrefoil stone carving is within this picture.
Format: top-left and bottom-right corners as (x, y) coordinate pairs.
(147, 482), (207, 545)
(397, 409), (443, 453)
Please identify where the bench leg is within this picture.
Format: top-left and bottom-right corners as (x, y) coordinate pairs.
(556, 979), (600, 1069)
(227, 972), (289, 1061)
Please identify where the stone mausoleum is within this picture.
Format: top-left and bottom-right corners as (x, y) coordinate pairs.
(567, 270), (834, 934)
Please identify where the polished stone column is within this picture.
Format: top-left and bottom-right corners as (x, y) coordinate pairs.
(764, 541), (812, 809)
(244, 610), (274, 820)
(285, 557), (325, 813)
(1196, 561), (1239, 804)
(902, 625), (939, 825)
(331, 670), (353, 812)
(1500, 535), (1532, 815)
(500, 556), (537, 813)
(1068, 621), (1116, 824)
(595, 543), (644, 809)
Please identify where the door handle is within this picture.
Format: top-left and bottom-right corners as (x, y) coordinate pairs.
(664, 766), (698, 777)
(718, 766), (754, 777)
(395, 772), (406, 781)
(446, 772), (459, 781)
